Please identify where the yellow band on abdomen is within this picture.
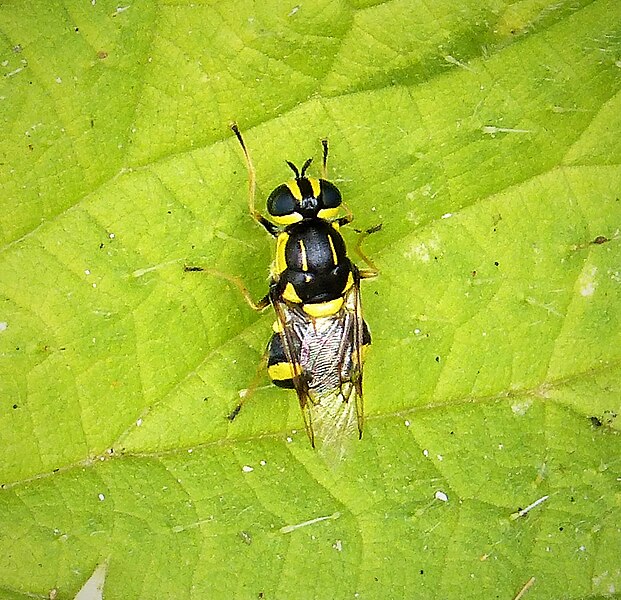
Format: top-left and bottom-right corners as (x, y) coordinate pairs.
(302, 297), (344, 317)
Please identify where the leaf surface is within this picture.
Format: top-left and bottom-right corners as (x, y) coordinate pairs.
(1, 1), (620, 599)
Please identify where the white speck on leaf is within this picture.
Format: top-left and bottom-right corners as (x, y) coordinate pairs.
(435, 490), (449, 502)
(482, 125), (532, 135)
(242, 465), (254, 473)
(405, 242), (430, 262)
(510, 494), (549, 520)
(578, 265), (597, 297)
(444, 55), (475, 71)
(280, 511), (340, 534)
(0, 322), (7, 332)
(511, 400), (532, 415)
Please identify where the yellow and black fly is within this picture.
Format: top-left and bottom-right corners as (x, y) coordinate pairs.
(189, 124), (378, 454)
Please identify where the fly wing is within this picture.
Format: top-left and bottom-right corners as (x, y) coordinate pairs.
(271, 280), (366, 459)
(310, 280), (366, 460)
(351, 266), (365, 438)
(270, 294), (317, 447)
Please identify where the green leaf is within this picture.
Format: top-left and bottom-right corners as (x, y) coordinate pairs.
(1, 1), (620, 599)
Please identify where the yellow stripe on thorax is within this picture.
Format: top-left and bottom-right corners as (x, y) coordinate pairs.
(283, 282), (303, 303)
(275, 232), (288, 275)
(298, 239), (308, 271)
(327, 233), (338, 265)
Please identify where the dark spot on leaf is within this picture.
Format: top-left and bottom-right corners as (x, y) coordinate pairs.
(559, 527), (564, 531)
(435, 356), (440, 363)
(228, 403), (242, 421)
(12, 404), (18, 409)
(592, 235), (609, 245)
(494, 261), (499, 267)
(97, 50), (108, 59)
(589, 415), (602, 427)
(420, 569), (424, 575)
(471, 270), (477, 277)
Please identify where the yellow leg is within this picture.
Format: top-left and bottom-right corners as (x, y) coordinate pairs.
(227, 351), (269, 421)
(184, 265), (270, 312)
(230, 123), (278, 236)
(354, 224), (382, 278)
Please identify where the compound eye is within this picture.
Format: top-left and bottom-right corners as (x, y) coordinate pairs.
(319, 180), (342, 209)
(267, 184), (297, 217)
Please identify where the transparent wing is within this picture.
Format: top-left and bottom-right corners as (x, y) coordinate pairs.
(271, 278), (365, 460)
(270, 294), (317, 446)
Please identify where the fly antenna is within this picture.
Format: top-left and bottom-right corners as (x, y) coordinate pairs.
(300, 158), (313, 177)
(230, 123), (257, 218)
(321, 139), (328, 179)
(286, 160), (300, 178)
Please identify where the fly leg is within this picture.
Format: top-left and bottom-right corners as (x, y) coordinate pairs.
(227, 350), (269, 422)
(230, 123), (279, 237)
(183, 265), (270, 311)
(354, 224), (382, 278)
(184, 265), (271, 421)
